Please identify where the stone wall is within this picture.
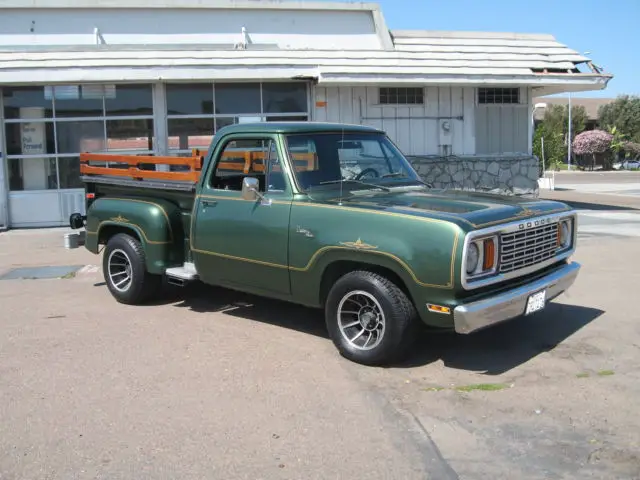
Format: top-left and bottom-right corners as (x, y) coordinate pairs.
(407, 154), (540, 197)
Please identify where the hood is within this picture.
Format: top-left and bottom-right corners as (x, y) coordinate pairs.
(308, 187), (572, 230)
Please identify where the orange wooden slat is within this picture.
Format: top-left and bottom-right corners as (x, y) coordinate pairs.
(80, 165), (200, 182)
(79, 149), (317, 182)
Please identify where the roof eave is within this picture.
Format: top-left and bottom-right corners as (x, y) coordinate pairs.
(317, 72), (613, 88)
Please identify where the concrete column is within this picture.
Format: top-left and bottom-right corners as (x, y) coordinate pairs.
(525, 87), (534, 155)
(152, 82), (170, 171)
(0, 88), (7, 229)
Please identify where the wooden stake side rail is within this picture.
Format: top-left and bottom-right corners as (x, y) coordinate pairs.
(79, 150), (318, 182)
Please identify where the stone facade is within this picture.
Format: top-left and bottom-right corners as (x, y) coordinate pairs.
(407, 154), (540, 197)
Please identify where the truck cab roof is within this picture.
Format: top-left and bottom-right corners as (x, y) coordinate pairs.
(215, 121), (384, 136)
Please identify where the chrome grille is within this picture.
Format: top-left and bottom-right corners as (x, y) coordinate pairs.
(499, 223), (559, 274)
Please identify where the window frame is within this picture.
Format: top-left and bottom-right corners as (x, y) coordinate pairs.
(206, 133), (290, 195)
(2, 83), (155, 192)
(165, 81), (311, 157)
(378, 87), (425, 105)
(477, 87), (521, 105)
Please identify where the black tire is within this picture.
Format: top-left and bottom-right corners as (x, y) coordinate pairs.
(324, 270), (419, 366)
(102, 233), (162, 305)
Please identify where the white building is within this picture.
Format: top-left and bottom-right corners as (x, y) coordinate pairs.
(0, 0), (612, 229)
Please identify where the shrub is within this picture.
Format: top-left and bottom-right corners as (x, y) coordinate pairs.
(572, 129), (613, 155)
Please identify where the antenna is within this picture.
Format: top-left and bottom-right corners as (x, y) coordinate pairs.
(338, 127), (345, 205)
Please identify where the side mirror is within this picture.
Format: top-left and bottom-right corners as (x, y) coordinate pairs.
(241, 177), (260, 201)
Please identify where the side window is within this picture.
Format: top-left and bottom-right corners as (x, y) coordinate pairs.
(210, 138), (273, 192)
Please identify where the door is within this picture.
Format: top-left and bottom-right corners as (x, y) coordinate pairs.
(191, 134), (293, 295)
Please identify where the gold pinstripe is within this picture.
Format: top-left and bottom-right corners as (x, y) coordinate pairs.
(86, 197), (174, 245)
(86, 221), (172, 245)
(191, 230), (459, 289)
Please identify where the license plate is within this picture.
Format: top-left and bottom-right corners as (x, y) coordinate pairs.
(525, 290), (546, 315)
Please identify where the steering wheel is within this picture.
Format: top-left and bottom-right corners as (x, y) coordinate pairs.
(355, 168), (379, 180)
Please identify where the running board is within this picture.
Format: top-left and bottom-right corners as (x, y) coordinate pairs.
(165, 262), (198, 286)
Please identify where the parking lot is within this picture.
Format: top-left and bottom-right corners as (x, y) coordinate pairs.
(1, 187), (640, 479)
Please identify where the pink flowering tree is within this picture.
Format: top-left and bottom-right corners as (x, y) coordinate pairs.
(572, 129), (614, 169)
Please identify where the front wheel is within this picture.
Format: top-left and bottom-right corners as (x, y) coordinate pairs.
(102, 233), (161, 305)
(325, 270), (419, 366)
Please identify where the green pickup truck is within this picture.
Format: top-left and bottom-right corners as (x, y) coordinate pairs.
(69, 121), (580, 366)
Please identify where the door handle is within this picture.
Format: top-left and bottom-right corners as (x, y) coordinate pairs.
(202, 199), (217, 207)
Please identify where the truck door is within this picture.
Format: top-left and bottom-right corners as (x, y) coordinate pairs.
(191, 134), (292, 296)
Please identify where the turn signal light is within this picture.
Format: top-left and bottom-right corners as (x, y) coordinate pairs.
(427, 304), (451, 315)
(483, 238), (495, 270)
(86, 193), (95, 199)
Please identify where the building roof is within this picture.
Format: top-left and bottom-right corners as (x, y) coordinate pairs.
(532, 96), (615, 120)
(0, 0), (380, 10)
(0, 1), (613, 93)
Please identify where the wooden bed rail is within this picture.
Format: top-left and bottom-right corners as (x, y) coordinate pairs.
(80, 149), (318, 182)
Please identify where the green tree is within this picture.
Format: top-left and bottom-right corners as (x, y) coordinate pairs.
(598, 95), (640, 143)
(542, 104), (588, 141)
(533, 103), (588, 171)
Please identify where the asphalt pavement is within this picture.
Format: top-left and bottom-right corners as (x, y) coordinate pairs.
(1, 180), (639, 479)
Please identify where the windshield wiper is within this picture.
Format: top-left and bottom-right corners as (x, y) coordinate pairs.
(381, 172), (433, 188)
(318, 179), (391, 192)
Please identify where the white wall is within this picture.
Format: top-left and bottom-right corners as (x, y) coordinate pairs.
(313, 85), (476, 156)
(0, 8), (382, 50)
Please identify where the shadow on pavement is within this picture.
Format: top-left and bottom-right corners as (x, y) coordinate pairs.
(127, 282), (604, 373)
(170, 282), (328, 339)
(558, 200), (639, 211)
(397, 302), (605, 374)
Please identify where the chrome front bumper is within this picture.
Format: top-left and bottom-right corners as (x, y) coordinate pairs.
(453, 261), (581, 334)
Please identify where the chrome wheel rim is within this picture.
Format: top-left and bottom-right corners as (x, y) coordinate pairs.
(337, 290), (385, 351)
(107, 248), (133, 292)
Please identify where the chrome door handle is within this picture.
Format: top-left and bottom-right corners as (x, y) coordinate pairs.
(202, 200), (217, 207)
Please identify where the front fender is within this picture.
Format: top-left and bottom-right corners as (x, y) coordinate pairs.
(288, 202), (463, 306)
(84, 196), (184, 274)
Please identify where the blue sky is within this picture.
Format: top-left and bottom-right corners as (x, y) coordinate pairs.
(342, 0), (638, 99)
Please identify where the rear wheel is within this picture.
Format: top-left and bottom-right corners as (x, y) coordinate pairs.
(325, 270), (419, 366)
(102, 233), (161, 305)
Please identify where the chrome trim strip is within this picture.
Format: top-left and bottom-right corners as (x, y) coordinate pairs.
(454, 261), (581, 334)
(461, 210), (578, 290)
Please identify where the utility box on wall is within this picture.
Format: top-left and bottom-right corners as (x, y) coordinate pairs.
(439, 119), (453, 156)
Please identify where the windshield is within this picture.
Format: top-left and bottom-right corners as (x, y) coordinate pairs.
(284, 132), (422, 192)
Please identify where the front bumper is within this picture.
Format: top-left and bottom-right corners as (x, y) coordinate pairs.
(453, 261), (581, 334)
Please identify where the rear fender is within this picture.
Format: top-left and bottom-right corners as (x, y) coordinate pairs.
(84, 197), (183, 274)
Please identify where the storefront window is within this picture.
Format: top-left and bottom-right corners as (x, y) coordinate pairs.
(165, 81), (310, 156)
(3, 83), (154, 192)
(214, 83), (261, 114)
(105, 85), (153, 116)
(167, 84), (213, 115)
(4, 121), (56, 156)
(262, 83), (307, 113)
(48, 85), (104, 118)
(57, 156), (84, 189)
(7, 157), (58, 191)
(106, 119), (154, 151)
(2, 87), (53, 120)
(55, 120), (105, 154)
(168, 118), (214, 150)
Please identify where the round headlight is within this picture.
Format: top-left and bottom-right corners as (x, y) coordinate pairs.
(559, 220), (571, 248)
(466, 242), (479, 274)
